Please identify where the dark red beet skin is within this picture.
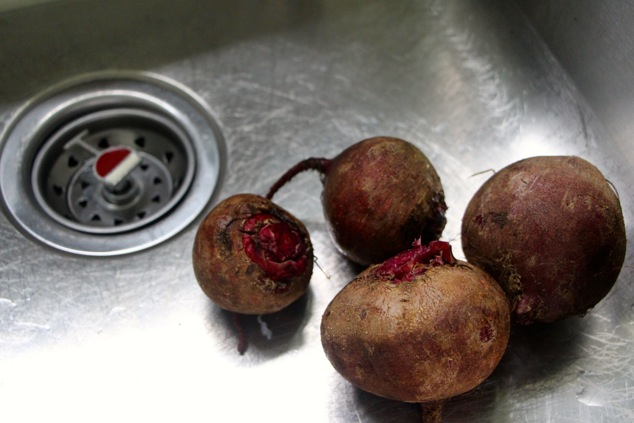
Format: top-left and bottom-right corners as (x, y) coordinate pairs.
(192, 194), (313, 315)
(321, 241), (510, 404)
(462, 156), (626, 325)
(267, 136), (447, 265)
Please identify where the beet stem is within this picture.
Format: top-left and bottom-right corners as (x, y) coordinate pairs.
(420, 401), (443, 423)
(266, 157), (331, 200)
(232, 312), (248, 355)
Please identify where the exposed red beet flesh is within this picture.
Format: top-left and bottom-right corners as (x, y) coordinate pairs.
(321, 240), (510, 408)
(192, 194), (313, 316)
(242, 213), (309, 281)
(267, 136), (447, 265)
(375, 240), (455, 283)
(461, 156), (626, 325)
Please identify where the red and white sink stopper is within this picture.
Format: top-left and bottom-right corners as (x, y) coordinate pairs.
(93, 146), (141, 187)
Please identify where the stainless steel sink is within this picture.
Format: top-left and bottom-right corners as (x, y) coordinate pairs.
(1, 1), (632, 422)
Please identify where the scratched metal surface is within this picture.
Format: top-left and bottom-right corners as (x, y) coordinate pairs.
(0, 0), (632, 422)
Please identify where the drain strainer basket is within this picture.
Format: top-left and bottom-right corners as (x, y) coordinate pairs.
(0, 72), (225, 256)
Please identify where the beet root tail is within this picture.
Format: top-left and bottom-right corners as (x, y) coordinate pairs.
(420, 401), (443, 423)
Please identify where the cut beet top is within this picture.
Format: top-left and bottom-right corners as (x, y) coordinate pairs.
(375, 240), (455, 283)
(242, 213), (309, 281)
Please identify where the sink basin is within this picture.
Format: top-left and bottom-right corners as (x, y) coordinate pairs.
(1, 1), (632, 422)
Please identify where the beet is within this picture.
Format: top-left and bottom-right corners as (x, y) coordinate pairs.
(192, 193), (313, 316)
(462, 156), (626, 325)
(320, 240), (510, 412)
(267, 136), (447, 265)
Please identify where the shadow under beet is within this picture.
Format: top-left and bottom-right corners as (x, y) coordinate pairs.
(351, 388), (421, 423)
(350, 382), (500, 423)
(495, 316), (587, 389)
(209, 288), (313, 360)
(347, 315), (588, 422)
(447, 316), (588, 420)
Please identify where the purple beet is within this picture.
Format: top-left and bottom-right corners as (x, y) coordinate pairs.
(192, 193), (313, 316)
(321, 240), (510, 418)
(462, 156), (626, 324)
(267, 136), (447, 265)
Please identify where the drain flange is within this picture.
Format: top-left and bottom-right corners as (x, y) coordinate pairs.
(0, 72), (225, 256)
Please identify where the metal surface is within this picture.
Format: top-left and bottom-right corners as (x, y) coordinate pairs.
(0, 0), (632, 422)
(517, 0), (634, 177)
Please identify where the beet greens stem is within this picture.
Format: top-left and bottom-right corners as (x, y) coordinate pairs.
(266, 157), (331, 200)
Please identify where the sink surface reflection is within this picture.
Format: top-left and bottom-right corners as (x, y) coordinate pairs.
(0, 1), (632, 422)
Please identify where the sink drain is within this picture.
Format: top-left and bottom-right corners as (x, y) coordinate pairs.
(32, 108), (194, 234)
(0, 72), (225, 255)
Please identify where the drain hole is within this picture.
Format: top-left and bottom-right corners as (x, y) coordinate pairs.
(53, 185), (64, 196)
(153, 177), (162, 185)
(163, 151), (174, 164)
(91, 214), (101, 222)
(136, 211), (146, 219)
(135, 136), (146, 148)
(98, 137), (110, 149)
(78, 199), (88, 208)
(68, 156), (79, 167)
